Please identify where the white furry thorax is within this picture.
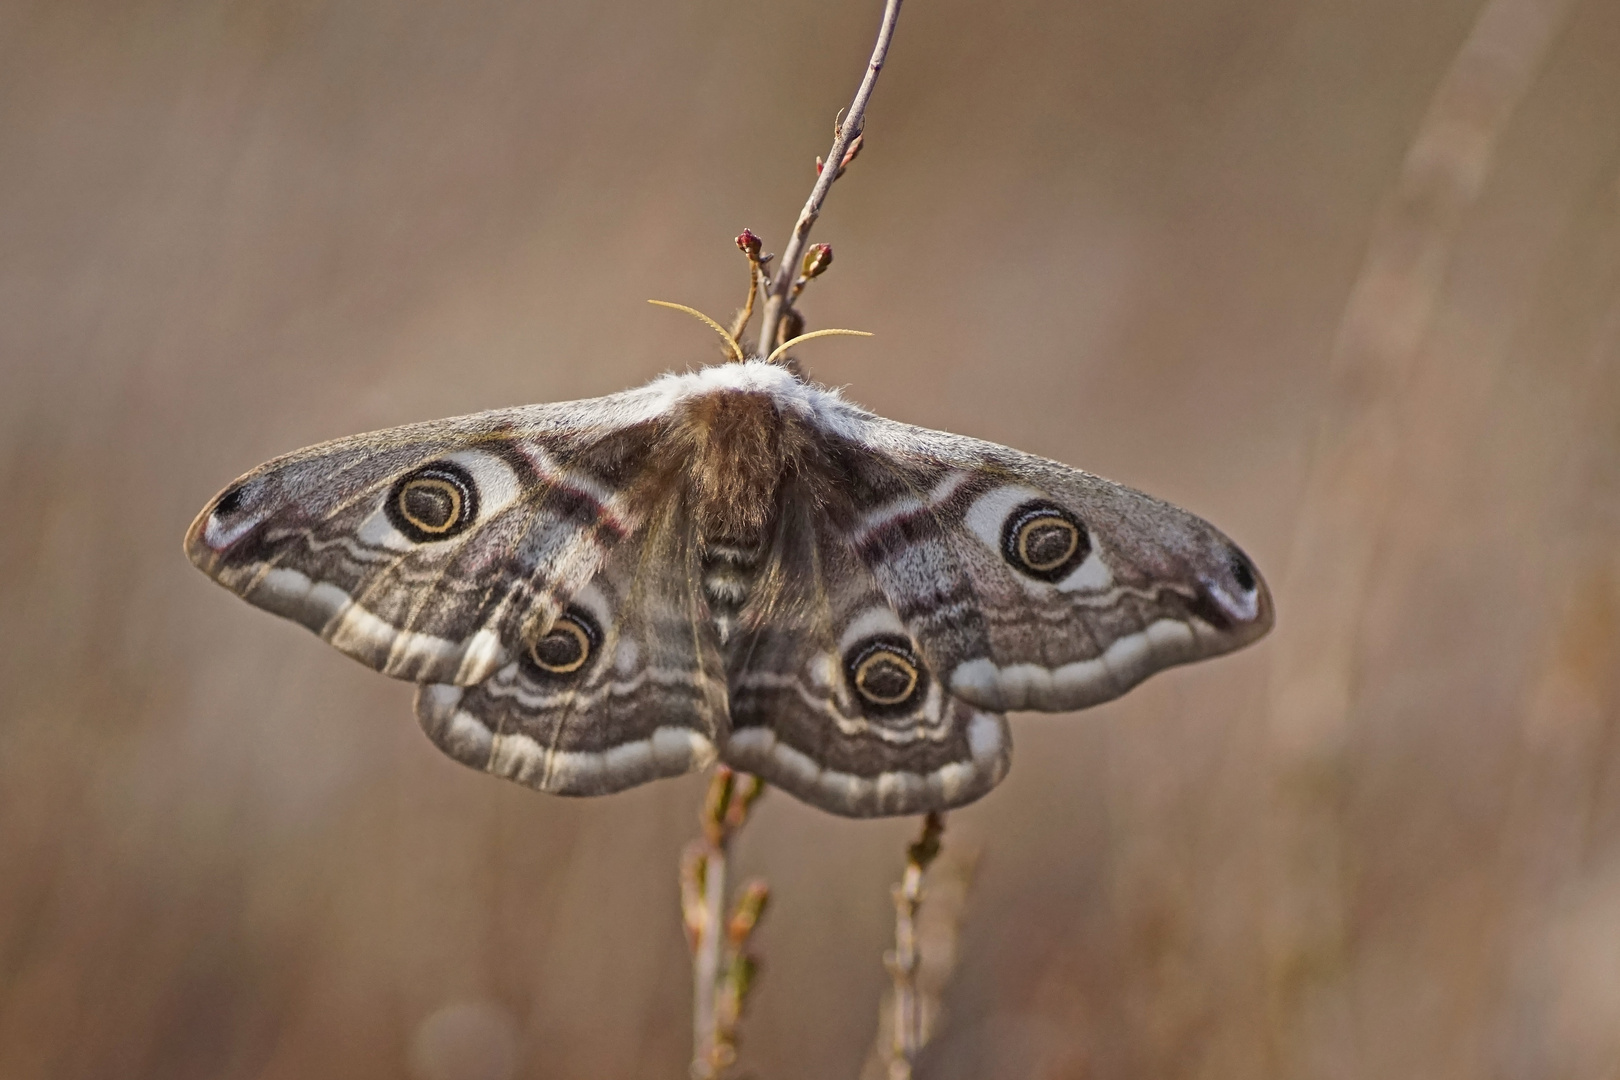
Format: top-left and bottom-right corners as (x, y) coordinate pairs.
(633, 360), (864, 438)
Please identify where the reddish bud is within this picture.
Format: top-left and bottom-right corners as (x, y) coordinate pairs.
(840, 133), (864, 170)
(735, 229), (762, 258)
(816, 134), (864, 179)
(801, 243), (833, 279)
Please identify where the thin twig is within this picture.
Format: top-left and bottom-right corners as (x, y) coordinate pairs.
(688, 843), (725, 1072)
(883, 812), (945, 1080)
(757, 0), (903, 356)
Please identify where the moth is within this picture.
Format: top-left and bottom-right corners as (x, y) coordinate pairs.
(186, 355), (1272, 817)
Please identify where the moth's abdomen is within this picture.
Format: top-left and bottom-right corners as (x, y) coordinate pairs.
(701, 538), (764, 645)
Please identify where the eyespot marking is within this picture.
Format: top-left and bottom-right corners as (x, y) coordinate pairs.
(845, 635), (928, 717)
(856, 650), (918, 705)
(386, 461), (479, 542)
(1000, 501), (1090, 582)
(523, 608), (601, 679)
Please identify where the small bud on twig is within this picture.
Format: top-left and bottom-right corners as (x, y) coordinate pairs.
(726, 773), (767, 829)
(727, 880), (771, 946)
(801, 243), (834, 280)
(815, 133), (866, 180)
(702, 766), (737, 847)
(735, 229), (762, 258)
(786, 243), (833, 309)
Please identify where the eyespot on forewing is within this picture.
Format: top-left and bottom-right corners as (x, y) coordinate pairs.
(1000, 500), (1090, 582)
(386, 461), (479, 542)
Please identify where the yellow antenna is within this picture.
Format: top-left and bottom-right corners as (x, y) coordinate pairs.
(765, 328), (873, 366)
(647, 300), (745, 364)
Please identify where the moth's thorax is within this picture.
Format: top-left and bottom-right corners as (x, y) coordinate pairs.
(662, 382), (810, 543)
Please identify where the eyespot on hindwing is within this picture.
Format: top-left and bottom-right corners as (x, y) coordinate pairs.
(523, 608), (601, 679)
(844, 635), (927, 717)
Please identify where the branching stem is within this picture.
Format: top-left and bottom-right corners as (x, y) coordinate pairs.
(757, 0), (903, 355)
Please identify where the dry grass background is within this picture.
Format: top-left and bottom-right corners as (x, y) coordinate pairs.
(2, 0), (1619, 1077)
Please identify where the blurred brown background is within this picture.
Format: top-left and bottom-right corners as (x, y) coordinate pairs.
(3, 0), (1619, 1077)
